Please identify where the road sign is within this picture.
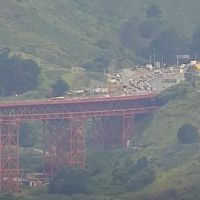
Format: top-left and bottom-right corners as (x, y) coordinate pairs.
(177, 55), (190, 59)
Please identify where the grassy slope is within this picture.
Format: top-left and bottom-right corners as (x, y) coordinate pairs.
(128, 84), (200, 197)
(0, 0), (116, 66)
(139, 89), (200, 147)
(1, 0), (200, 68)
(1, 0), (200, 89)
(2, 0), (200, 198)
(84, 84), (200, 199)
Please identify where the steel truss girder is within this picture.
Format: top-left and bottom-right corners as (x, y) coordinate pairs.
(0, 106), (158, 122)
(0, 94), (157, 122)
(0, 121), (19, 192)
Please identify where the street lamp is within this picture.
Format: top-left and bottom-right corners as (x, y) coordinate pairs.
(149, 54), (154, 66)
(149, 48), (156, 67)
(149, 53), (164, 69)
(112, 56), (126, 76)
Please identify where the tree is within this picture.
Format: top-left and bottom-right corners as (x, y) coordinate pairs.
(95, 39), (112, 50)
(48, 168), (90, 195)
(0, 193), (16, 200)
(83, 56), (110, 72)
(126, 168), (155, 191)
(139, 19), (161, 39)
(112, 157), (155, 192)
(149, 28), (186, 64)
(177, 123), (198, 144)
(118, 18), (146, 58)
(146, 4), (162, 19)
(190, 24), (200, 58)
(19, 123), (38, 147)
(51, 79), (69, 97)
(0, 50), (40, 96)
(128, 157), (148, 174)
(156, 82), (194, 105)
(119, 19), (140, 50)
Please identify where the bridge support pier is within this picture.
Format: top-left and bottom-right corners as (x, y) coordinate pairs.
(69, 118), (85, 168)
(92, 117), (122, 148)
(122, 115), (134, 148)
(43, 118), (85, 177)
(43, 120), (70, 177)
(0, 121), (20, 192)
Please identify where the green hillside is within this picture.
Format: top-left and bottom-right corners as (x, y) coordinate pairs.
(133, 83), (200, 199)
(1, 0), (200, 90)
(83, 83), (200, 199)
(2, 1), (200, 199)
(1, 0), (200, 69)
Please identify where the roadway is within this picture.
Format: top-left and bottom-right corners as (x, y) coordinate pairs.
(121, 66), (185, 93)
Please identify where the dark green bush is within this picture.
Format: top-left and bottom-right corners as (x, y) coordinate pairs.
(49, 168), (90, 195)
(177, 123), (198, 144)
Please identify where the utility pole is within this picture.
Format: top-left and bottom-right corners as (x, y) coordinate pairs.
(74, 73), (78, 91)
(112, 59), (115, 76)
(195, 74), (198, 88)
(153, 48), (156, 68)
(195, 52), (197, 61)
(176, 55), (179, 67)
(161, 55), (164, 69)
(112, 56), (126, 76)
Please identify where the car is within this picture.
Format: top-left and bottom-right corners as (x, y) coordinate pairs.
(76, 89), (84, 94)
(51, 96), (65, 100)
(67, 90), (73, 95)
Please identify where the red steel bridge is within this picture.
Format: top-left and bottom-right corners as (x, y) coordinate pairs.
(0, 93), (159, 192)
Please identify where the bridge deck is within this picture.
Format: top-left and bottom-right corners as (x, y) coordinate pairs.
(0, 93), (158, 121)
(0, 93), (157, 107)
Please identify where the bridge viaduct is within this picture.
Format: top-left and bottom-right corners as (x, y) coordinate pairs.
(0, 93), (159, 192)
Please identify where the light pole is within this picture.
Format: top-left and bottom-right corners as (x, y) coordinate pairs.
(161, 54), (164, 69)
(149, 54), (154, 65)
(149, 53), (164, 69)
(112, 56), (126, 76)
(149, 48), (156, 66)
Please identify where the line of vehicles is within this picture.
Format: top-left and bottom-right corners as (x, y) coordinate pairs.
(50, 63), (188, 101)
(65, 87), (109, 96)
(122, 64), (186, 94)
(49, 87), (110, 100)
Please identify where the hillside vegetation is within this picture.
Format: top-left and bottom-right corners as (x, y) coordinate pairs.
(2, 1), (200, 199)
(1, 0), (200, 69)
(1, 0), (200, 91)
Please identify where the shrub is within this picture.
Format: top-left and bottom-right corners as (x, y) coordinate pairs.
(50, 79), (69, 97)
(49, 168), (90, 195)
(0, 49), (40, 96)
(112, 157), (155, 192)
(177, 123), (198, 144)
